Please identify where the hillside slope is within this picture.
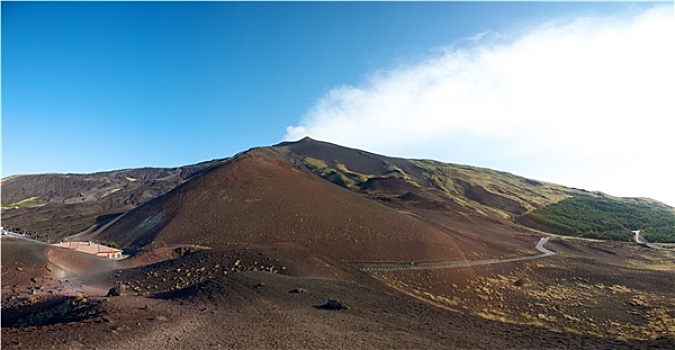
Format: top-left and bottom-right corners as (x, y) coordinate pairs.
(95, 152), (537, 261)
(3, 137), (672, 244)
(262, 137), (589, 218)
(263, 138), (675, 242)
(1, 159), (226, 240)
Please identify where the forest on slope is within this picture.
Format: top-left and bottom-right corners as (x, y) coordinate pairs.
(518, 196), (675, 242)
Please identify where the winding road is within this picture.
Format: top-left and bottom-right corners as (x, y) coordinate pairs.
(353, 237), (556, 272)
(633, 230), (674, 251)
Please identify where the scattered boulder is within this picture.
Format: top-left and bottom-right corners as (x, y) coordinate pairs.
(289, 288), (307, 294)
(107, 284), (127, 297)
(322, 298), (348, 310)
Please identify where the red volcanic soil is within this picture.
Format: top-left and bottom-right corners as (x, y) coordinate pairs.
(96, 153), (484, 262)
(3, 234), (672, 349)
(1, 237), (118, 301)
(4, 247), (668, 350)
(4, 272), (669, 350)
(1, 239), (54, 290)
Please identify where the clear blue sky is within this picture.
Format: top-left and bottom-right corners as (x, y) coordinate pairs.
(2, 1), (626, 174)
(3, 2), (673, 206)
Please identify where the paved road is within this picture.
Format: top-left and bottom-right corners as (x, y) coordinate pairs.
(633, 230), (674, 251)
(353, 237), (556, 272)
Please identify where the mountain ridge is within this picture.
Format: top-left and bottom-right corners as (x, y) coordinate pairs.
(3, 137), (675, 347)
(2, 137), (673, 243)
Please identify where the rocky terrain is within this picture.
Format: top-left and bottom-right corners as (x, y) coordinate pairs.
(3, 235), (673, 349)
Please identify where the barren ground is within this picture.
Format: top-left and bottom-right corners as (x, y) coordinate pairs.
(3, 235), (674, 349)
(376, 236), (675, 343)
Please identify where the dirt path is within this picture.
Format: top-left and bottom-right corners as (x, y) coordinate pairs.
(352, 237), (556, 271)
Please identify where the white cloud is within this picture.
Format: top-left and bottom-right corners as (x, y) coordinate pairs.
(285, 5), (675, 206)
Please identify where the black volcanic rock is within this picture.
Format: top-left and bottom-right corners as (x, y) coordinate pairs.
(107, 284), (127, 297)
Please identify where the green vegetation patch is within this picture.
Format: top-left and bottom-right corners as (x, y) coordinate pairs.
(1, 197), (46, 209)
(301, 157), (354, 187)
(103, 241), (120, 249)
(302, 157), (331, 175)
(335, 163), (370, 184)
(302, 157), (379, 189)
(519, 196), (675, 242)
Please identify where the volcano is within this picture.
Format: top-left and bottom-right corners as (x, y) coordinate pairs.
(3, 138), (674, 349)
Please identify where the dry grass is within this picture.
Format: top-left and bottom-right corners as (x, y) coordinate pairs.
(372, 238), (675, 341)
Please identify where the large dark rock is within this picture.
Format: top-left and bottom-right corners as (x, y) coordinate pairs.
(106, 284), (126, 297)
(323, 298), (347, 310)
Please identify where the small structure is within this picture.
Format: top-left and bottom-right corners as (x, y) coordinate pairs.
(52, 241), (123, 260)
